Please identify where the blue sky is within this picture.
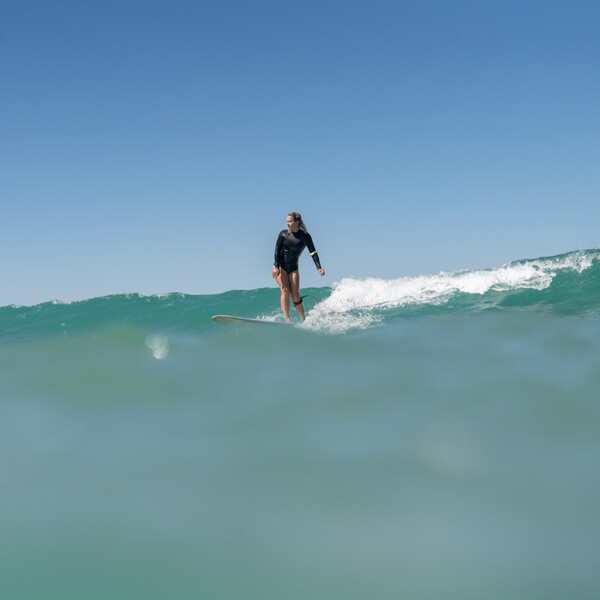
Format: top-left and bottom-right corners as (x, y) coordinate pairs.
(2, 0), (599, 306)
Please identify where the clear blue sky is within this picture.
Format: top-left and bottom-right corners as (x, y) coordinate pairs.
(2, 0), (599, 306)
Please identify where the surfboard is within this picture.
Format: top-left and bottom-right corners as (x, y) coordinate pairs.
(211, 314), (288, 326)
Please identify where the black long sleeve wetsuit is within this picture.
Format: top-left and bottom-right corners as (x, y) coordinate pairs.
(274, 229), (322, 274)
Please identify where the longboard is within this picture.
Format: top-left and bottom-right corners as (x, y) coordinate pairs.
(211, 314), (288, 326)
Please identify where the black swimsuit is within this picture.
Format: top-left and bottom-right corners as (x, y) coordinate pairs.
(274, 229), (322, 274)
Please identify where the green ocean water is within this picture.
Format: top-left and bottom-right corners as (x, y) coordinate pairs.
(1, 249), (599, 599)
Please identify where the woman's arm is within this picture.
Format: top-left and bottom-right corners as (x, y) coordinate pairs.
(304, 232), (324, 275)
(274, 231), (284, 267)
(273, 231), (284, 278)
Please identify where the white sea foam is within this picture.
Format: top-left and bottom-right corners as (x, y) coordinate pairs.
(303, 251), (597, 334)
(146, 334), (170, 360)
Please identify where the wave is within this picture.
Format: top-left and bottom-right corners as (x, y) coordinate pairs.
(302, 249), (600, 332)
(1, 249), (598, 340)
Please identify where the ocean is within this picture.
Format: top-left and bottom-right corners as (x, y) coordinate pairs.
(1, 249), (599, 599)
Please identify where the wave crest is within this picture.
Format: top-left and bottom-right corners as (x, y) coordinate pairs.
(303, 250), (600, 333)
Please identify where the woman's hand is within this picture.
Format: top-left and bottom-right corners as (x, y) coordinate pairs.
(272, 266), (280, 279)
(318, 268), (325, 276)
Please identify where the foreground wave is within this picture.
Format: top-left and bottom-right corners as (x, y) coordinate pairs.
(1, 249), (599, 340)
(2, 249), (599, 599)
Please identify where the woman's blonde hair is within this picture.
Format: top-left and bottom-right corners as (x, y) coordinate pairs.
(288, 212), (307, 232)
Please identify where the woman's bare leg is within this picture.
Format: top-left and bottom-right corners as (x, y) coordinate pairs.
(288, 271), (305, 321)
(275, 269), (292, 322)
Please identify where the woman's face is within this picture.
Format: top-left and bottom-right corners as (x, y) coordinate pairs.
(286, 216), (297, 231)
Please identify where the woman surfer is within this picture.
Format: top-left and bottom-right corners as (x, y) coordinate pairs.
(272, 212), (325, 322)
